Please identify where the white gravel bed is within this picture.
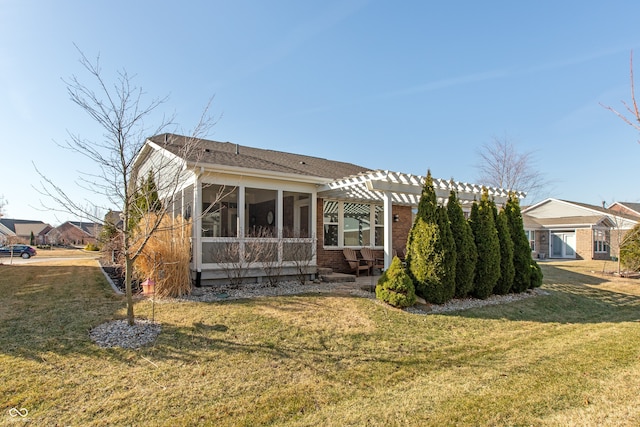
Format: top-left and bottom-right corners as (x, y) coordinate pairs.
(180, 280), (374, 302)
(89, 319), (161, 349)
(406, 288), (549, 314)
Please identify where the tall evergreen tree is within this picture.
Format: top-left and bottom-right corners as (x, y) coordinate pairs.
(469, 189), (501, 299)
(504, 194), (532, 293)
(447, 190), (477, 298)
(437, 205), (456, 302)
(494, 207), (515, 294)
(129, 170), (162, 230)
(405, 170), (452, 304)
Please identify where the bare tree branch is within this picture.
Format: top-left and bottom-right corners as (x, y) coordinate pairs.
(601, 50), (640, 142)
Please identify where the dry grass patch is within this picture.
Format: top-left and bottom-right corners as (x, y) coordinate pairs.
(2, 259), (640, 425)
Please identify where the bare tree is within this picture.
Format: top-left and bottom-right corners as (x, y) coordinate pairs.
(0, 195), (6, 218)
(601, 51), (640, 273)
(476, 135), (550, 202)
(36, 48), (216, 325)
(601, 51), (640, 140)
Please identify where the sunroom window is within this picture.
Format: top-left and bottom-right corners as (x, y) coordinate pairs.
(283, 191), (312, 238)
(245, 187), (277, 237)
(201, 184), (238, 237)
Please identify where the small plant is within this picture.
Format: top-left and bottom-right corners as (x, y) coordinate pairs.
(376, 256), (416, 308)
(529, 261), (543, 288)
(84, 243), (100, 251)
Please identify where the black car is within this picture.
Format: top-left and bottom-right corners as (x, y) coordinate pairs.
(0, 244), (37, 259)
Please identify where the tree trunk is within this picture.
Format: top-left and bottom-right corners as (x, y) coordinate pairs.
(125, 255), (135, 325)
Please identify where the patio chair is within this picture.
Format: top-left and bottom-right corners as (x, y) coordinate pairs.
(343, 248), (370, 277)
(360, 247), (384, 272)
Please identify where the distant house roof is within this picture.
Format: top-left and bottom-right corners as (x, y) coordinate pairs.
(47, 221), (100, 238)
(0, 219), (52, 237)
(522, 198), (639, 230)
(104, 210), (123, 228)
(147, 133), (370, 181)
(68, 221), (100, 236)
(608, 202), (640, 218)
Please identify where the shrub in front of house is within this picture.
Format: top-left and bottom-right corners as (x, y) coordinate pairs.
(529, 261), (543, 288)
(469, 190), (501, 299)
(84, 243), (100, 251)
(448, 190), (477, 298)
(436, 205), (456, 302)
(494, 207), (515, 295)
(405, 170), (454, 304)
(376, 256), (416, 308)
(505, 194), (533, 293)
(620, 223), (640, 271)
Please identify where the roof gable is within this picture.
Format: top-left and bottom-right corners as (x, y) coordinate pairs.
(609, 202), (640, 218)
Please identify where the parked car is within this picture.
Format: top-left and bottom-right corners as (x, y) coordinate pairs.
(0, 244), (37, 259)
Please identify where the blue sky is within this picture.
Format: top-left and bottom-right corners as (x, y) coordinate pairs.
(2, 0), (640, 225)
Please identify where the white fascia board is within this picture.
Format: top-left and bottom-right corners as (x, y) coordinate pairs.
(187, 161), (330, 185)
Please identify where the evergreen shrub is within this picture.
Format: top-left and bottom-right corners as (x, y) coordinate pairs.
(529, 261), (543, 288)
(376, 256), (416, 308)
(505, 195), (532, 293)
(447, 190), (477, 298)
(620, 223), (640, 271)
(494, 208), (515, 294)
(469, 190), (501, 299)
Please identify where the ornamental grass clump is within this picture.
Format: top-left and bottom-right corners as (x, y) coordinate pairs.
(376, 256), (416, 308)
(133, 213), (192, 298)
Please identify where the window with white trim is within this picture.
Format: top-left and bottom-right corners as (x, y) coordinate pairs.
(593, 229), (608, 253)
(525, 230), (535, 251)
(323, 200), (383, 247)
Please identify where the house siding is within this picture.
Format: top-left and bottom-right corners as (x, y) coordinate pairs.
(575, 229), (591, 260)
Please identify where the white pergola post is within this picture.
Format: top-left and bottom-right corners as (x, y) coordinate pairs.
(383, 191), (393, 269)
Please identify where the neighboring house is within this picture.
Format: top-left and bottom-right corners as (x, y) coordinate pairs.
(46, 221), (101, 246)
(0, 222), (15, 244)
(608, 201), (640, 218)
(0, 219), (52, 245)
(104, 210), (124, 229)
(522, 199), (639, 260)
(133, 133), (523, 286)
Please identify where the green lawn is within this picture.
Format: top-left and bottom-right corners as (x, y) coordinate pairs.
(2, 258), (640, 426)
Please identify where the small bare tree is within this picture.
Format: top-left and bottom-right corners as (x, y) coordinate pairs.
(475, 135), (550, 202)
(601, 51), (640, 273)
(36, 48), (217, 325)
(284, 234), (317, 285)
(0, 195), (6, 218)
(601, 51), (640, 140)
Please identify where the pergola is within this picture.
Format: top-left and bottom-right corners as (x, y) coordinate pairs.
(317, 170), (526, 269)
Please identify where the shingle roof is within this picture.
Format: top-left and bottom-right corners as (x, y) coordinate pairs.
(562, 200), (640, 222)
(0, 219), (48, 234)
(68, 221), (100, 236)
(612, 202), (640, 217)
(147, 133), (370, 180)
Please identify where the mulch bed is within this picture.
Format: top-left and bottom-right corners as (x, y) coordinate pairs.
(99, 260), (142, 294)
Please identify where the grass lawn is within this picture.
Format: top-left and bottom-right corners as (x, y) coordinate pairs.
(2, 258), (640, 426)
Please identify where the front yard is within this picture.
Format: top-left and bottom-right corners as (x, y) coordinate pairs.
(2, 258), (640, 425)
